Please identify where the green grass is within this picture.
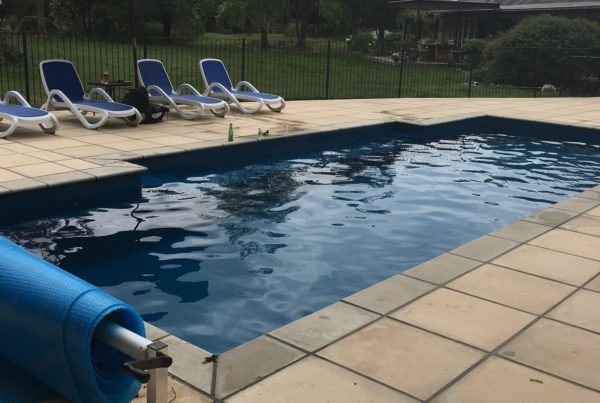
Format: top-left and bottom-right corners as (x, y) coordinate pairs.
(0, 35), (539, 107)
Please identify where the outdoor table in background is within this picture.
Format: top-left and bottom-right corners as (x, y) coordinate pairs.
(87, 80), (133, 99)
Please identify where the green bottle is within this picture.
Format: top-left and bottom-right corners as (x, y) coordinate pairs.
(228, 123), (234, 142)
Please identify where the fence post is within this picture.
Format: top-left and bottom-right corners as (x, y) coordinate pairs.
(397, 22), (408, 98)
(132, 37), (139, 86)
(143, 37), (148, 59)
(467, 59), (474, 98)
(325, 41), (331, 100)
(241, 38), (246, 81)
(21, 32), (31, 102)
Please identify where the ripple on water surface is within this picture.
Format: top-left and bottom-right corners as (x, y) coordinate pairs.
(4, 132), (600, 353)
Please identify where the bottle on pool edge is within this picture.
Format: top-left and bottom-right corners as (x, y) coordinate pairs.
(228, 123), (234, 142)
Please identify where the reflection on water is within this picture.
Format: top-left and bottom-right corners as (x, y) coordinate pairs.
(3, 133), (600, 353)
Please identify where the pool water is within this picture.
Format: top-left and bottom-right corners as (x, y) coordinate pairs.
(4, 132), (600, 353)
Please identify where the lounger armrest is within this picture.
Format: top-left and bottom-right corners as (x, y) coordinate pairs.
(146, 85), (172, 99)
(234, 81), (259, 93)
(175, 83), (202, 97)
(2, 91), (32, 107)
(204, 82), (234, 96)
(87, 87), (114, 102)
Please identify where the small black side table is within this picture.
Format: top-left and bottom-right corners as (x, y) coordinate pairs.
(87, 80), (133, 99)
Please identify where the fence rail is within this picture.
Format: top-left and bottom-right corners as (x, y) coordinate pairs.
(1, 32), (599, 106)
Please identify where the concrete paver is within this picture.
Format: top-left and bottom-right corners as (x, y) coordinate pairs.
(343, 274), (435, 314)
(501, 319), (600, 390)
(492, 244), (600, 286)
(547, 289), (600, 333)
(270, 302), (377, 352)
(225, 357), (415, 403)
(391, 288), (534, 351)
(318, 319), (484, 400)
(433, 357), (600, 403)
(447, 264), (574, 314)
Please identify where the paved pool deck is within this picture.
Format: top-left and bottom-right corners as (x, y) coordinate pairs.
(2, 98), (599, 403)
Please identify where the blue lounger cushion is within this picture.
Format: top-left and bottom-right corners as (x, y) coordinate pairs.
(0, 104), (50, 118)
(75, 99), (137, 112)
(137, 59), (174, 96)
(171, 94), (225, 104)
(230, 90), (281, 101)
(0, 236), (145, 403)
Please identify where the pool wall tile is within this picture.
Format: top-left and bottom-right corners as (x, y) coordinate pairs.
(214, 336), (305, 399)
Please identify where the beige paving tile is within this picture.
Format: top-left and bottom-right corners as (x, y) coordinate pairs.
(57, 158), (101, 170)
(26, 138), (88, 150)
(215, 336), (305, 398)
(586, 275), (600, 293)
(0, 154), (46, 168)
(588, 206), (600, 217)
(76, 133), (130, 145)
(133, 376), (212, 403)
(161, 335), (213, 393)
(36, 171), (95, 186)
(0, 186), (9, 195)
(226, 356), (415, 403)
(530, 229), (600, 261)
(54, 145), (120, 158)
(547, 289), (600, 333)
(490, 220), (551, 243)
(84, 165), (146, 179)
(147, 135), (200, 146)
(25, 150), (71, 162)
(432, 357), (600, 403)
(392, 288), (534, 351)
(552, 197), (598, 213)
(103, 139), (163, 151)
(144, 322), (169, 341)
(492, 244), (600, 286)
(9, 162), (74, 177)
(451, 236), (519, 262)
(403, 253), (482, 285)
(343, 274), (435, 314)
(447, 264), (574, 314)
(578, 190), (600, 202)
(0, 143), (40, 153)
(0, 168), (25, 182)
(318, 319), (484, 400)
(270, 302), (378, 352)
(561, 214), (600, 237)
(524, 207), (579, 226)
(0, 177), (46, 191)
(501, 319), (600, 390)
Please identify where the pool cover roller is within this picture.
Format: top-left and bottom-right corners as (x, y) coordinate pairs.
(0, 236), (145, 402)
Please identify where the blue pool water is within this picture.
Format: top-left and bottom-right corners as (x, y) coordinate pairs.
(3, 131), (600, 353)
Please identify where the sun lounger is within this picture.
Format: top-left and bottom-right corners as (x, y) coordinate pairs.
(40, 59), (142, 129)
(0, 91), (58, 138)
(137, 59), (229, 119)
(199, 58), (286, 114)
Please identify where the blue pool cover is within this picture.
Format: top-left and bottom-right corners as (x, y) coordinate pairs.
(0, 236), (145, 403)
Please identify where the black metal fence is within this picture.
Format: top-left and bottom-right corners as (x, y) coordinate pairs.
(1, 32), (599, 106)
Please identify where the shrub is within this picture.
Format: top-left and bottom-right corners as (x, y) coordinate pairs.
(352, 32), (375, 54)
(461, 38), (486, 69)
(485, 15), (600, 93)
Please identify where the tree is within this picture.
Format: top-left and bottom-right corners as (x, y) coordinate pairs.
(218, 0), (283, 49)
(285, 0), (318, 49)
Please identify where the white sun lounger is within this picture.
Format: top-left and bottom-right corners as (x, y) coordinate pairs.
(0, 91), (59, 138)
(40, 59), (142, 129)
(137, 59), (229, 119)
(199, 58), (286, 114)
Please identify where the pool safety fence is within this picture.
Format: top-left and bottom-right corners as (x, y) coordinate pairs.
(1, 32), (600, 106)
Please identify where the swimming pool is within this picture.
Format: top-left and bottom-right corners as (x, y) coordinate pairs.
(3, 129), (600, 353)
